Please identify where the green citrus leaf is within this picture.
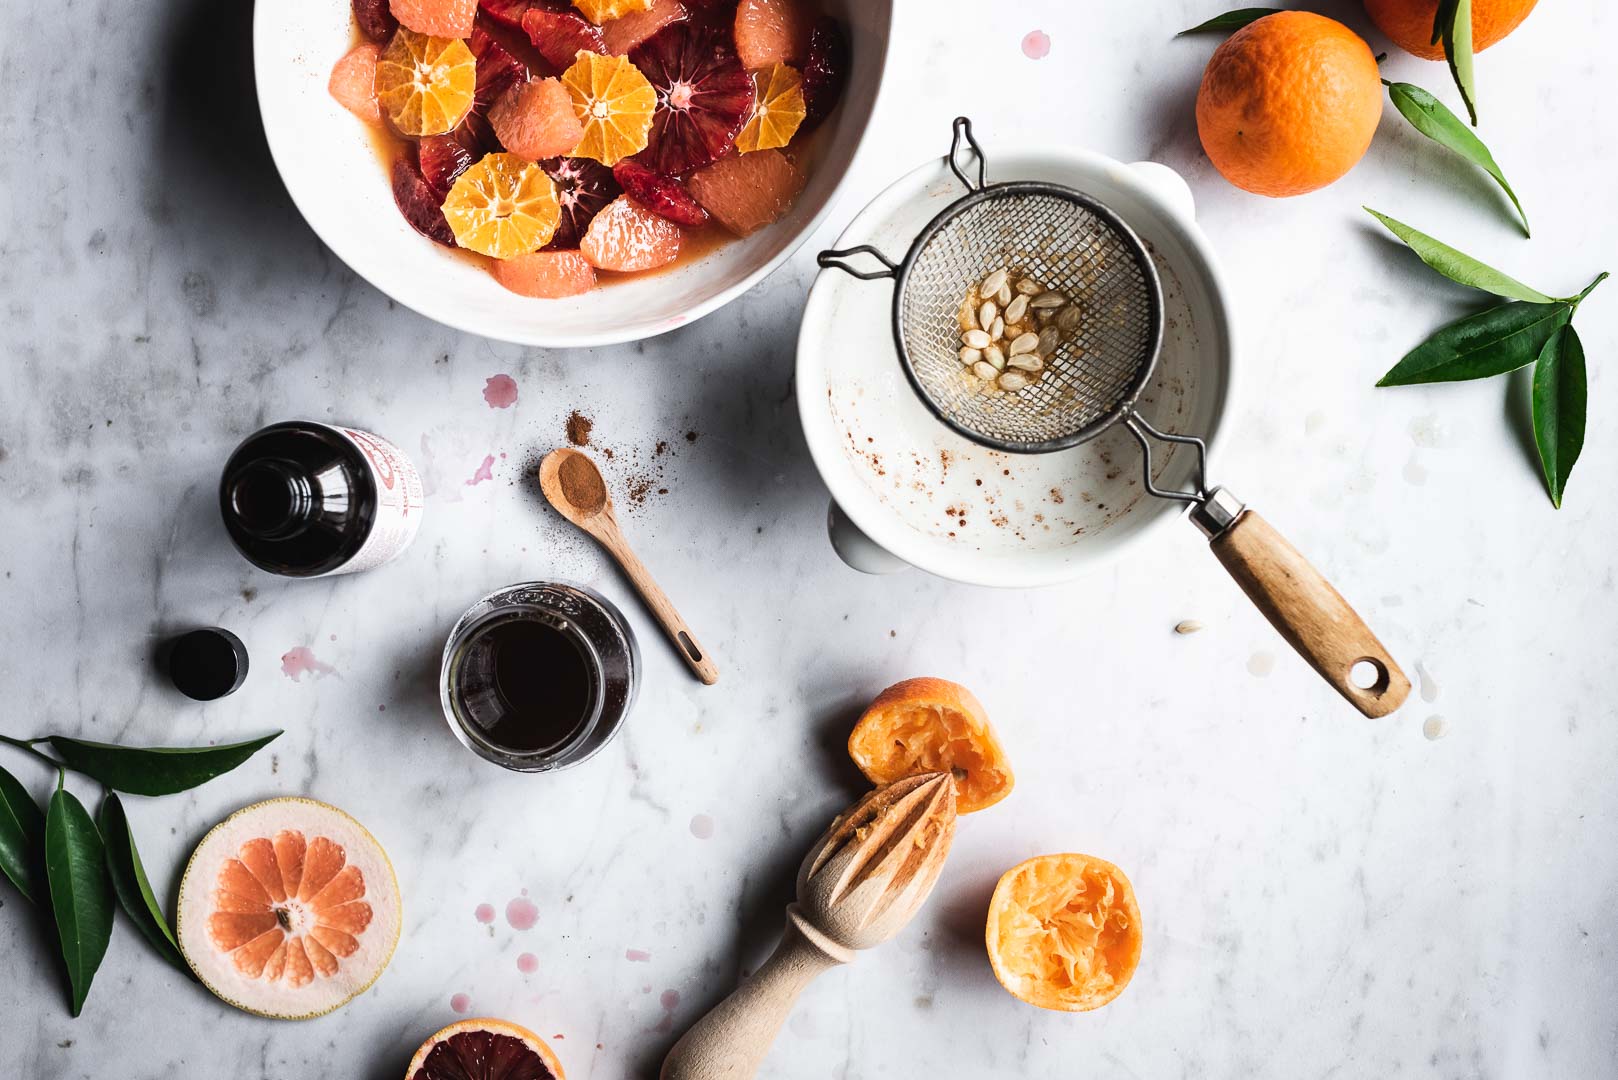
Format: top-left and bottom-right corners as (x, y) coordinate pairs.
(47, 732), (280, 796)
(1365, 209), (1555, 302)
(1531, 325), (1587, 509)
(1378, 300), (1571, 386)
(1385, 82), (1528, 235)
(1176, 8), (1281, 36)
(97, 792), (190, 976)
(1439, 0), (1478, 124)
(46, 779), (114, 1016)
(0, 764), (47, 904)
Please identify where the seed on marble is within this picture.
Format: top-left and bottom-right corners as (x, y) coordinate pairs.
(1174, 619), (1203, 635)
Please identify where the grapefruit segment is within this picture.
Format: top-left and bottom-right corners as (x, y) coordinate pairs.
(492, 249), (598, 297)
(407, 1018), (566, 1080)
(177, 798), (402, 1020)
(733, 0), (810, 70)
(329, 43), (384, 125)
(685, 147), (803, 236)
(490, 78), (587, 161)
(601, 0), (687, 55)
(391, 0), (477, 38)
(579, 195), (681, 271)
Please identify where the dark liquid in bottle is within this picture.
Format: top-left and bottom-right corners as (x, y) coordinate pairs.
(220, 422), (377, 577)
(452, 615), (597, 754)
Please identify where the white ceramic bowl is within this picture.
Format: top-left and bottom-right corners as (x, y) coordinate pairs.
(796, 146), (1236, 588)
(253, 0), (891, 346)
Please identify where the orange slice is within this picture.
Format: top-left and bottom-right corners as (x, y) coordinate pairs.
(985, 853), (1142, 1012)
(571, 0), (653, 24)
(847, 677), (1013, 813)
(176, 797), (402, 1020)
(735, 63), (805, 153)
(561, 52), (656, 166)
(442, 153), (562, 258)
(374, 29), (476, 137)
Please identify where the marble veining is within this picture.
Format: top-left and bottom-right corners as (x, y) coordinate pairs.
(2, 0), (1616, 1077)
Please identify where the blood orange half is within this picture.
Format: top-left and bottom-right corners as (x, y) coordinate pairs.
(176, 797), (402, 1020)
(407, 1018), (566, 1079)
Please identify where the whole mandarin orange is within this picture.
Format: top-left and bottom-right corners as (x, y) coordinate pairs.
(1364, 0), (1539, 60)
(1195, 12), (1383, 198)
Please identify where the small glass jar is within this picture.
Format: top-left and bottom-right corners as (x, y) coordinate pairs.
(440, 582), (639, 771)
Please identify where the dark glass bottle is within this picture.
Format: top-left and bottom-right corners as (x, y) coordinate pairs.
(220, 421), (424, 577)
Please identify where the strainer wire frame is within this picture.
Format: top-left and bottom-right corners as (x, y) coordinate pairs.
(817, 117), (1215, 507)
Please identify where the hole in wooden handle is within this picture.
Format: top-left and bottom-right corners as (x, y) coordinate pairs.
(678, 632), (702, 663)
(1349, 658), (1390, 695)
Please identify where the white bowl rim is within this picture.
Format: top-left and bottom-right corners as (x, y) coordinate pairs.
(795, 144), (1240, 588)
(251, 3), (894, 348)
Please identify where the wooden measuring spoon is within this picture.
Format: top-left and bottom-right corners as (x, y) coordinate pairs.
(539, 447), (718, 685)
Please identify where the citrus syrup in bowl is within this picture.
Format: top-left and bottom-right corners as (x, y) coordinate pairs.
(440, 582), (639, 771)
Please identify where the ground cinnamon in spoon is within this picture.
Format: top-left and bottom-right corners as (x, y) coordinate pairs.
(559, 453), (607, 514)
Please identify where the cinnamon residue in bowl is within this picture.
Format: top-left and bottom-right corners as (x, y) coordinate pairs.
(559, 454), (607, 514)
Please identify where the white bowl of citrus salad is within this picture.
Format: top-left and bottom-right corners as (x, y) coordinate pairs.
(255, 0), (890, 346)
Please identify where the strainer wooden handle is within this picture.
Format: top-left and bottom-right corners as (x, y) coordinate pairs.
(1209, 511), (1411, 718)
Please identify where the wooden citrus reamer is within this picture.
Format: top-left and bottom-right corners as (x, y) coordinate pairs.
(661, 773), (957, 1079)
(818, 118), (1410, 717)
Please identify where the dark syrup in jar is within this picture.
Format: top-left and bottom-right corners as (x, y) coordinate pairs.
(451, 614), (597, 754)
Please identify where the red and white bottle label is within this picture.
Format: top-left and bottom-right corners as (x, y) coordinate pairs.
(326, 425), (425, 576)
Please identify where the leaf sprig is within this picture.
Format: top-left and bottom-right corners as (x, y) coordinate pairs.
(1366, 208), (1607, 507)
(0, 731), (279, 1014)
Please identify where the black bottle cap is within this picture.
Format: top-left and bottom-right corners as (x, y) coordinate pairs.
(167, 628), (249, 701)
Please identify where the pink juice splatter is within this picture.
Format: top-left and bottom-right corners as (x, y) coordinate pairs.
(517, 952), (539, 974)
(507, 895), (539, 931)
(475, 903), (495, 924)
(625, 948), (651, 962)
(280, 646), (336, 682)
(450, 992), (472, 1014)
(466, 454), (497, 486)
(1021, 29), (1050, 59)
(653, 989), (680, 1032)
(483, 374), (519, 409)
(689, 814), (714, 840)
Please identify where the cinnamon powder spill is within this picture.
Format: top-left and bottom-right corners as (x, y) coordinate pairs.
(559, 454), (606, 513)
(566, 411), (594, 446)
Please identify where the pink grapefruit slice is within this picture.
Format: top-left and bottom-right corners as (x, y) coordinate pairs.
(176, 797), (402, 1020)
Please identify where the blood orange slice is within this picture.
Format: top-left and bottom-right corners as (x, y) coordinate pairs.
(630, 21), (754, 175)
(540, 156), (620, 248)
(176, 798), (401, 1020)
(407, 1018), (566, 1079)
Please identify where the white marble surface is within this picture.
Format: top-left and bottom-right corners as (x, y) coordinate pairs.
(3, 0), (1617, 1076)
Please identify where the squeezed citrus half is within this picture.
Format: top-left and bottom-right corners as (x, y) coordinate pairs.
(375, 29), (477, 137)
(985, 853), (1142, 1012)
(847, 677), (1013, 813)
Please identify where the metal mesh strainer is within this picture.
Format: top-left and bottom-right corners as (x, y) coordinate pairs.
(815, 118), (1413, 720)
(818, 118), (1211, 508)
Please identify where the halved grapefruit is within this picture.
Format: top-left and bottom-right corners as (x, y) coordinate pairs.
(176, 797), (402, 1020)
(407, 1018), (566, 1079)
